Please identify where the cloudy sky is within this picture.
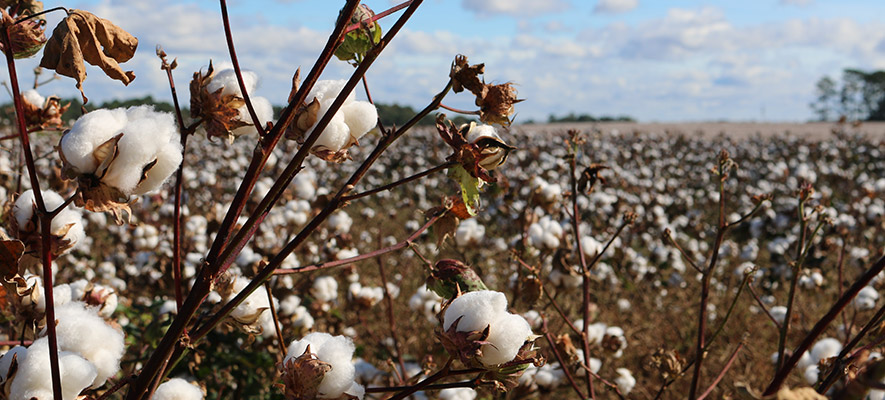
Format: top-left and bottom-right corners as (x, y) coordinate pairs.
(11, 0), (885, 122)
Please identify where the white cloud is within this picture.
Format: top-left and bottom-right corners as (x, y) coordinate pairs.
(594, 0), (639, 14)
(781, 0), (813, 6)
(461, 0), (569, 17)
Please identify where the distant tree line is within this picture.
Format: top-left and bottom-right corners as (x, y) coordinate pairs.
(810, 69), (885, 121)
(521, 112), (636, 124)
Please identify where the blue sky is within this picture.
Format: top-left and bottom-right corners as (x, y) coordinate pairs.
(9, 0), (885, 122)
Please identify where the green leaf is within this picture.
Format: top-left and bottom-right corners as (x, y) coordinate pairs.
(449, 165), (481, 216)
(334, 5), (383, 63)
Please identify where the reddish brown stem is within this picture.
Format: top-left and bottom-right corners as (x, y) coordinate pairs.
(161, 53), (187, 310)
(543, 318), (587, 399)
(265, 282), (286, 361)
(1, 25), (62, 400)
(341, 161), (455, 202)
(343, 0), (412, 35)
(696, 341), (745, 400)
(219, 0), (265, 136)
(568, 141), (595, 399)
(439, 103), (479, 115)
(377, 251), (407, 383)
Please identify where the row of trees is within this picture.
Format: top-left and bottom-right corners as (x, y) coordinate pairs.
(811, 69), (885, 121)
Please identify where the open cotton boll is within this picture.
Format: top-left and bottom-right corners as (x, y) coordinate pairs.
(50, 302), (125, 388)
(443, 290), (508, 332)
(13, 189), (64, 228)
(307, 79), (356, 105)
(804, 364), (819, 385)
(810, 337), (842, 363)
(60, 106), (182, 195)
(439, 387), (477, 400)
(312, 276), (339, 303)
(22, 89), (45, 107)
(480, 312), (532, 365)
(13, 190), (85, 254)
(454, 218), (485, 247)
(855, 286), (879, 310)
(614, 368), (636, 394)
(770, 306), (788, 324)
(443, 290), (533, 366)
(341, 101), (378, 142)
(310, 100), (351, 151)
(10, 337), (98, 400)
(231, 96), (274, 137)
(0, 345), (27, 383)
(152, 378), (204, 400)
(286, 332), (357, 399)
(228, 275), (271, 324)
(206, 68), (258, 97)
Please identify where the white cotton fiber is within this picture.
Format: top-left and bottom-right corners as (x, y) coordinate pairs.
(22, 89), (45, 107)
(0, 345), (27, 382)
(61, 106), (182, 195)
(614, 368), (636, 394)
(443, 290), (533, 366)
(810, 337), (842, 364)
(14, 189), (64, 229)
(206, 69), (258, 97)
(228, 275), (270, 324)
(311, 102), (350, 151)
(151, 377), (204, 400)
(231, 96), (274, 137)
(286, 332), (357, 399)
(312, 276), (339, 303)
(14, 190), (85, 253)
(49, 302), (125, 387)
(341, 101), (377, 142)
(60, 108), (129, 173)
(307, 80), (355, 105)
(10, 337), (98, 400)
(443, 290), (508, 332)
(480, 312), (531, 365)
(465, 124), (499, 143)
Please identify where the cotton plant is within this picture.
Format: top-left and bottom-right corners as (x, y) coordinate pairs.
(527, 215), (563, 250)
(190, 62), (274, 143)
(58, 106), (183, 222)
(409, 284), (443, 322)
(282, 332), (365, 399)
(454, 218), (485, 247)
(287, 79), (378, 162)
(614, 368), (636, 395)
(440, 290), (537, 368)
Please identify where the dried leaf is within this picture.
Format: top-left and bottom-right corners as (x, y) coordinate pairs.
(280, 345), (332, 400)
(40, 9), (138, 102)
(775, 387), (826, 400)
(92, 132), (122, 178)
(0, 240), (24, 280)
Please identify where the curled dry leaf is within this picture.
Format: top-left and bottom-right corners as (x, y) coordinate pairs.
(21, 92), (70, 129)
(190, 61), (251, 144)
(450, 54), (522, 126)
(0, 6), (47, 59)
(39, 9), (138, 102)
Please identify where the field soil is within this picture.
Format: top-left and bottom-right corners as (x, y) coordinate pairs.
(517, 121), (885, 140)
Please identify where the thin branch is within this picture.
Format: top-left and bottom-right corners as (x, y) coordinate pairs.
(219, 0), (265, 136)
(265, 281), (287, 362)
(341, 161), (455, 202)
(748, 283), (782, 330)
(542, 317), (587, 399)
(377, 251), (407, 383)
(343, 0), (412, 35)
(696, 340), (746, 400)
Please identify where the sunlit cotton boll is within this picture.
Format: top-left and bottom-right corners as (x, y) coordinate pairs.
(306, 79), (378, 153)
(438, 387), (477, 400)
(285, 332), (363, 399)
(152, 378), (204, 400)
(204, 67), (274, 137)
(59, 106), (182, 195)
(49, 302), (125, 388)
(13, 189), (85, 254)
(409, 284), (443, 322)
(312, 276), (339, 303)
(443, 290), (532, 366)
(228, 275), (271, 325)
(9, 337), (97, 400)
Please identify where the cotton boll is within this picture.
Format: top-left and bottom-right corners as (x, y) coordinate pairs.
(13, 191), (84, 252)
(229, 275), (271, 324)
(341, 101), (378, 142)
(480, 312), (531, 365)
(409, 284), (442, 322)
(855, 286), (879, 310)
(10, 337), (98, 400)
(581, 236), (603, 259)
(22, 89), (45, 107)
(328, 211), (353, 234)
(307, 79), (356, 105)
(345, 381), (365, 400)
(770, 306), (788, 324)
(206, 68), (258, 97)
(810, 337), (842, 363)
(614, 368), (636, 394)
(133, 141), (183, 195)
(443, 290), (508, 332)
(59, 108), (129, 173)
(311, 101), (351, 151)
(286, 333), (357, 399)
(454, 218), (485, 247)
(312, 276), (339, 303)
(151, 378), (204, 400)
(50, 302), (125, 387)
(804, 364), (819, 385)
(231, 96), (274, 137)
(0, 345), (27, 383)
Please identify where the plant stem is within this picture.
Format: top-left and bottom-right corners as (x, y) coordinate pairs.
(377, 251), (407, 383)
(1, 24), (62, 400)
(161, 51), (187, 311)
(265, 281), (286, 361)
(762, 254), (885, 396)
(696, 340), (745, 400)
(777, 197), (808, 371)
(125, 4), (364, 397)
(543, 318), (587, 399)
(387, 358), (453, 400)
(219, 0), (265, 136)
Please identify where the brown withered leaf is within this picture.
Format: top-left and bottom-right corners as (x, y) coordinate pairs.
(775, 387), (826, 400)
(0, 240), (24, 280)
(451, 54), (484, 94)
(286, 98), (320, 143)
(40, 9), (138, 103)
(477, 83), (521, 127)
(432, 208), (459, 246)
